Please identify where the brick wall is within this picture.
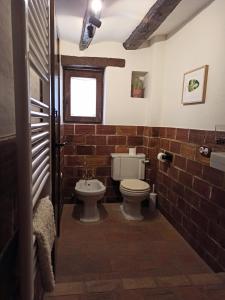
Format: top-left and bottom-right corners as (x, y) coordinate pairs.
(62, 124), (154, 203)
(61, 124), (225, 272)
(156, 127), (225, 272)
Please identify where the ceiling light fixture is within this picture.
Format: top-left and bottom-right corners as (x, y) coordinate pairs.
(91, 0), (102, 15)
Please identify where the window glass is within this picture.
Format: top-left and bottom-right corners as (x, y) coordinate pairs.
(70, 77), (97, 117)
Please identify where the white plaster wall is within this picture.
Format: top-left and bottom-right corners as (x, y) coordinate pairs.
(160, 0), (225, 130)
(60, 41), (152, 125)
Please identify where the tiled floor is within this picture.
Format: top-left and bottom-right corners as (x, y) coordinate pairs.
(45, 204), (225, 299)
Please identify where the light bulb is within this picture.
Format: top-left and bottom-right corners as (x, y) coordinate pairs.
(91, 0), (102, 15)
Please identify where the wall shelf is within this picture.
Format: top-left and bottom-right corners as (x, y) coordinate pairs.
(131, 71), (148, 98)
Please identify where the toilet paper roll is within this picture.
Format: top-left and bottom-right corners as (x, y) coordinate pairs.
(157, 152), (166, 162)
(129, 148), (136, 155)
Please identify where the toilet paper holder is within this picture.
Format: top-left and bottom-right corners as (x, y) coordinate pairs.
(158, 151), (173, 163)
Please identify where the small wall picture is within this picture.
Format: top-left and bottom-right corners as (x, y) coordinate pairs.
(182, 65), (209, 105)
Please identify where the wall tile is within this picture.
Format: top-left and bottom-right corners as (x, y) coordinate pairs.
(180, 143), (196, 160)
(189, 129), (205, 144)
(116, 126), (137, 136)
(202, 165), (224, 187)
(76, 145), (96, 155)
(64, 124), (74, 135)
(86, 135), (107, 145)
(96, 145), (115, 155)
(170, 141), (181, 154)
(166, 128), (176, 139)
(108, 136), (126, 145)
(179, 171), (193, 188)
(176, 128), (189, 142)
(96, 125), (116, 135)
(127, 136), (143, 146)
(193, 177), (211, 199)
(174, 155), (186, 170)
(75, 124), (95, 135)
(186, 160), (202, 177)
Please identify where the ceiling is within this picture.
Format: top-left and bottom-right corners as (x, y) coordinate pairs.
(56, 0), (214, 47)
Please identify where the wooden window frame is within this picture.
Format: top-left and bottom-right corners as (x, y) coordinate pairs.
(63, 68), (104, 123)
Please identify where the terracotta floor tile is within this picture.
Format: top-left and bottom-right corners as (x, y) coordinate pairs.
(46, 282), (84, 296)
(155, 275), (190, 287)
(122, 277), (157, 289)
(85, 279), (121, 293)
(188, 273), (223, 286)
(56, 204), (213, 284)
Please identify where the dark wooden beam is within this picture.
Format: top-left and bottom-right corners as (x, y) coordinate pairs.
(123, 0), (182, 50)
(79, 1), (102, 51)
(61, 55), (125, 68)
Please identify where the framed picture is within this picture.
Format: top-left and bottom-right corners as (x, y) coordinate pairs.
(182, 65), (209, 105)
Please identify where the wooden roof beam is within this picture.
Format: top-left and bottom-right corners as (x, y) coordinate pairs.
(123, 0), (182, 50)
(79, 0), (102, 51)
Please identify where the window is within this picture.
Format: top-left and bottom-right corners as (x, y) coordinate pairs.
(63, 68), (104, 123)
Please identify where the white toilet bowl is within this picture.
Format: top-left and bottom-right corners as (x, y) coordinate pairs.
(75, 179), (106, 222)
(120, 179), (150, 221)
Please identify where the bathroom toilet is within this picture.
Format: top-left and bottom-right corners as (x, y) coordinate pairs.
(111, 153), (150, 220)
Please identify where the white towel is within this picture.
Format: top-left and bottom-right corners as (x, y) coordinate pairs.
(33, 196), (56, 292)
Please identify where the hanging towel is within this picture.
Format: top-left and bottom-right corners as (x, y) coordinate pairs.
(33, 195), (56, 292)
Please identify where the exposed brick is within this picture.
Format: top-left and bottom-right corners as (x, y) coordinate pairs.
(64, 145), (75, 155)
(116, 126), (137, 136)
(174, 155), (186, 170)
(96, 145), (115, 155)
(202, 165), (224, 187)
(168, 166), (179, 180)
(186, 160), (202, 177)
(148, 137), (159, 147)
(159, 127), (166, 138)
(184, 188), (201, 208)
(143, 127), (150, 136)
(143, 137), (148, 147)
(189, 129), (205, 144)
(63, 166), (74, 178)
(86, 155), (110, 167)
(171, 206), (183, 224)
(166, 128), (176, 139)
(158, 183), (168, 197)
(210, 187), (225, 210)
(127, 136), (143, 146)
(179, 171), (193, 188)
(218, 248), (225, 270)
(86, 135), (107, 145)
(73, 135), (85, 144)
(108, 136), (126, 145)
(75, 125), (95, 134)
(193, 177), (211, 199)
(200, 199), (219, 221)
(197, 231), (218, 257)
(76, 145), (95, 155)
(205, 131), (216, 144)
(115, 146), (129, 153)
(95, 167), (111, 176)
(172, 180), (185, 197)
(170, 141), (181, 154)
(160, 139), (170, 150)
(63, 124), (74, 135)
(96, 125), (116, 135)
(191, 208), (208, 230)
(180, 143), (196, 160)
(176, 128), (189, 142)
(195, 149), (210, 165)
(137, 126), (144, 135)
(64, 155), (85, 166)
(208, 222), (225, 248)
(152, 127), (160, 137)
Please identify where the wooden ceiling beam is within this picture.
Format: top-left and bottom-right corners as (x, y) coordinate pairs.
(79, 0), (102, 51)
(61, 55), (125, 68)
(123, 0), (182, 50)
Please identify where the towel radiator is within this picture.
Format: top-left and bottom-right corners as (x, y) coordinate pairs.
(11, 0), (51, 299)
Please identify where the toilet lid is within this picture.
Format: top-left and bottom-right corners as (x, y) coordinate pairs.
(121, 179), (150, 191)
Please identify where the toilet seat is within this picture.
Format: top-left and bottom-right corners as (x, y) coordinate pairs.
(120, 179), (150, 192)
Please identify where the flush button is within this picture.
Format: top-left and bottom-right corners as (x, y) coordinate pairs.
(199, 146), (211, 158)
